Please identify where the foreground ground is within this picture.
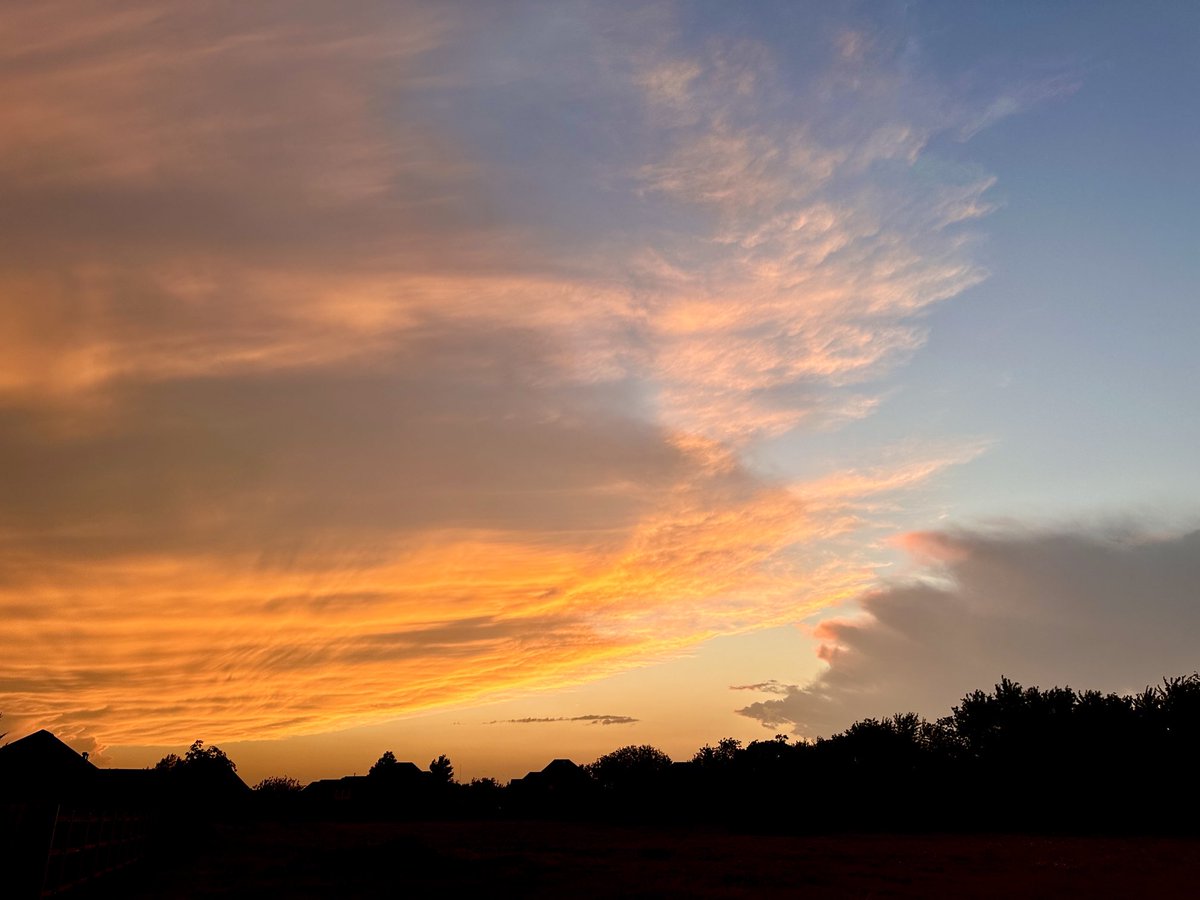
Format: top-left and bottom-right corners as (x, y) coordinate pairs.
(110, 820), (1200, 898)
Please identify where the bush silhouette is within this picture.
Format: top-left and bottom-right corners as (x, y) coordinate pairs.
(253, 776), (303, 794)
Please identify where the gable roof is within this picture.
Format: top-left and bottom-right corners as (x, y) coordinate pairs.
(512, 758), (590, 790)
(0, 729), (94, 772)
(0, 729), (96, 798)
(389, 761), (425, 776)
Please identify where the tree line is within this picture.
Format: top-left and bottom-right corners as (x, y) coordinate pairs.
(193, 673), (1200, 831)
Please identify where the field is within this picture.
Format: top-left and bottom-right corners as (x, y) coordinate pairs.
(109, 820), (1200, 898)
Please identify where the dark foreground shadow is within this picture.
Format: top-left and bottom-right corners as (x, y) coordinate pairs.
(119, 819), (1200, 899)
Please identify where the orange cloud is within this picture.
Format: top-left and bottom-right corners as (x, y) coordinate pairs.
(0, 3), (995, 753)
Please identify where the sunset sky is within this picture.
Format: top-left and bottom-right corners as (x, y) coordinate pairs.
(2, 1), (1198, 785)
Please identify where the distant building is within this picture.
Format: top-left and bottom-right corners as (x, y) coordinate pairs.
(303, 774), (373, 805)
(303, 761), (433, 816)
(509, 758), (593, 814)
(511, 758), (590, 792)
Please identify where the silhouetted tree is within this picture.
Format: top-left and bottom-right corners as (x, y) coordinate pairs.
(429, 754), (455, 785)
(692, 737), (741, 769)
(1152, 673), (1200, 742)
(369, 750), (398, 777)
(726, 734), (808, 817)
(587, 744), (672, 793)
(154, 740), (236, 773)
(154, 752), (183, 771)
(149, 739), (244, 823)
(184, 739), (236, 772)
(463, 777), (503, 816)
(253, 775), (303, 793)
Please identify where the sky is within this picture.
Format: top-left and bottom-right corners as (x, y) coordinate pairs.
(1, 1), (1198, 785)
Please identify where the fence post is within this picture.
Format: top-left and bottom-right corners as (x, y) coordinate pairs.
(38, 803), (60, 899)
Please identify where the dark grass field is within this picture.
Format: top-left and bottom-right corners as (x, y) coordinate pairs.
(104, 820), (1200, 898)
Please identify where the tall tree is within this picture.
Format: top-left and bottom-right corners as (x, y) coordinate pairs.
(429, 754), (454, 785)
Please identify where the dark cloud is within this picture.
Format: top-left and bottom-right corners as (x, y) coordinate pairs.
(0, 320), (739, 576)
(737, 527), (1200, 737)
(484, 715), (638, 726)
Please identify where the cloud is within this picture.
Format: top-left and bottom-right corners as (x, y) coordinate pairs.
(957, 71), (1083, 140)
(730, 681), (792, 696)
(0, 321), (694, 566)
(485, 715), (638, 726)
(629, 36), (992, 441)
(736, 527), (1200, 737)
(0, 2), (1008, 751)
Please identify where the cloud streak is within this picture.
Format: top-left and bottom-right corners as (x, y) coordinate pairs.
(485, 715), (639, 726)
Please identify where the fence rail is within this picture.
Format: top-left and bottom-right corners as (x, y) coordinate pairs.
(0, 803), (151, 898)
(39, 806), (151, 897)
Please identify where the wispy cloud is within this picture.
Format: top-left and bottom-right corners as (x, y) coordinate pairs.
(630, 36), (992, 441)
(485, 715), (638, 726)
(730, 681), (792, 696)
(957, 71), (1083, 140)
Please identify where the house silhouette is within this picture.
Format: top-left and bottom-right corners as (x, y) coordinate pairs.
(0, 729), (96, 801)
(303, 759), (433, 816)
(0, 728), (253, 898)
(511, 758), (590, 791)
(0, 727), (250, 806)
(509, 758), (593, 815)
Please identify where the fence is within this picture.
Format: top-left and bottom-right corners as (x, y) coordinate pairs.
(38, 806), (150, 896)
(0, 803), (151, 898)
